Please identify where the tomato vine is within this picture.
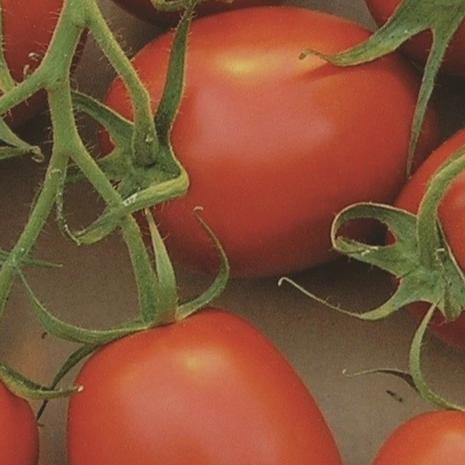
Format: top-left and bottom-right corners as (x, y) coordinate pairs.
(283, 0), (465, 411)
(0, 0), (228, 402)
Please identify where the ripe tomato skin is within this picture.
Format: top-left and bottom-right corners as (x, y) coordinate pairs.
(101, 6), (439, 277)
(68, 309), (342, 465)
(395, 129), (465, 348)
(365, 0), (465, 75)
(0, 382), (39, 465)
(372, 411), (465, 464)
(1, 0), (64, 127)
(111, 0), (281, 25)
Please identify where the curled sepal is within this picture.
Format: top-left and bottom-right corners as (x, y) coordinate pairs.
(37, 344), (98, 419)
(279, 276), (424, 321)
(0, 362), (80, 401)
(74, 171), (189, 245)
(409, 304), (465, 411)
(0, 119), (44, 162)
(19, 271), (147, 345)
(0, 249), (60, 269)
(71, 91), (134, 149)
(144, 209), (177, 325)
(342, 367), (417, 392)
(176, 208), (230, 320)
(330, 202), (465, 322)
(301, 0), (465, 175)
(65, 3), (195, 244)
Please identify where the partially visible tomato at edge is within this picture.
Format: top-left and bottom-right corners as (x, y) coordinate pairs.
(395, 128), (465, 349)
(372, 411), (465, 465)
(0, 381), (39, 465)
(101, 6), (439, 277)
(1, 0), (65, 127)
(366, 0), (465, 76)
(67, 309), (343, 465)
(111, 0), (282, 25)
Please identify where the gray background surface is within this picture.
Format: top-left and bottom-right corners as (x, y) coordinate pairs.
(1, 1), (465, 464)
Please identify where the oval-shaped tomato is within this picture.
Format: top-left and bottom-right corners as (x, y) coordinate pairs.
(372, 411), (465, 464)
(0, 381), (39, 465)
(365, 0), (465, 75)
(1, 0), (63, 127)
(68, 309), (342, 465)
(101, 6), (439, 277)
(395, 129), (465, 348)
(111, 0), (281, 25)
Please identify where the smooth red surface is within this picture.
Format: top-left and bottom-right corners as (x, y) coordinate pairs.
(1, 0), (64, 126)
(112, 0), (282, 25)
(396, 129), (465, 348)
(0, 382), (39, 465)
(102, 6), (439, 277)
(366, 0), (465, 75)
(68, 309), (342, 465)
(373, 411), (465, 464)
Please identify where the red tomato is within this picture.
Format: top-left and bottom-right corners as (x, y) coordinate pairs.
(1, 0), (63, 127)
(372, 411), (465, 464)
(111, 0), (281, 25)
(101, 6), (439, 277)
(0, 381), (38, 465)
(395, 129), (465, 348)
(68, 309), (342, 465)
(365, 0), (465, 75)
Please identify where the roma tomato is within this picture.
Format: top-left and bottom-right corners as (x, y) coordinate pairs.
(111, 0), (281, 25)
(365, 0), (465, 75)
(1, 0), (63, 126)
(395, 129), (465, 348)
(101, 6), (439, 277)
(0, 381), (39, 465)
(68, 309), (342, 465)
(372, 411), (465, 464)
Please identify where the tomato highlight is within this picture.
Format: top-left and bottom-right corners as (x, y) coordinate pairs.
(68, 309), (342, 465)
(101, 6), (439, 277)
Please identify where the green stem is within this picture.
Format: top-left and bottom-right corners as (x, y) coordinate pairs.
(417, 146), (465, 268)
(0, 112), (69, 318)
(49, 78), (160, 323)
(84, 0), (159, 167)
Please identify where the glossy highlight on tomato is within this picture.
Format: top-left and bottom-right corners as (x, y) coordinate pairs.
(68, 309), (342, 465)
(372, 411), (465, 465)
(366, 0), (465, 75)
(396, 129), (465, 348)
(0, 381), (39, 465)
(1, 0), (65, 126)
(102, 6), (439, 277)
(111, 0), (281, 25)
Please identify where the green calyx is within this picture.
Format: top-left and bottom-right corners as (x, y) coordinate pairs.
(281, 0), (465, 412)
(0, 363), (80, 401)
(0, 0), (229, 405)
(301, 0), (465, 177)
(280, 185), (465, 410)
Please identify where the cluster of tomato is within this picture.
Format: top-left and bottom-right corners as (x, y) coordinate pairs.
(2, 0), (465, 464)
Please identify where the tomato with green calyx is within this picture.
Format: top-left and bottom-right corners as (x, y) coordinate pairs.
(1, 0), (65, 127)
(101, 6), (439, 277)
(0, 381), (38, 465)
(372, 411), (465, 464)
(395, 129), (465, 349)
(68, 309), (342, 465)
(365, 0), (465, 75)
(111, 0), (281, 25)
